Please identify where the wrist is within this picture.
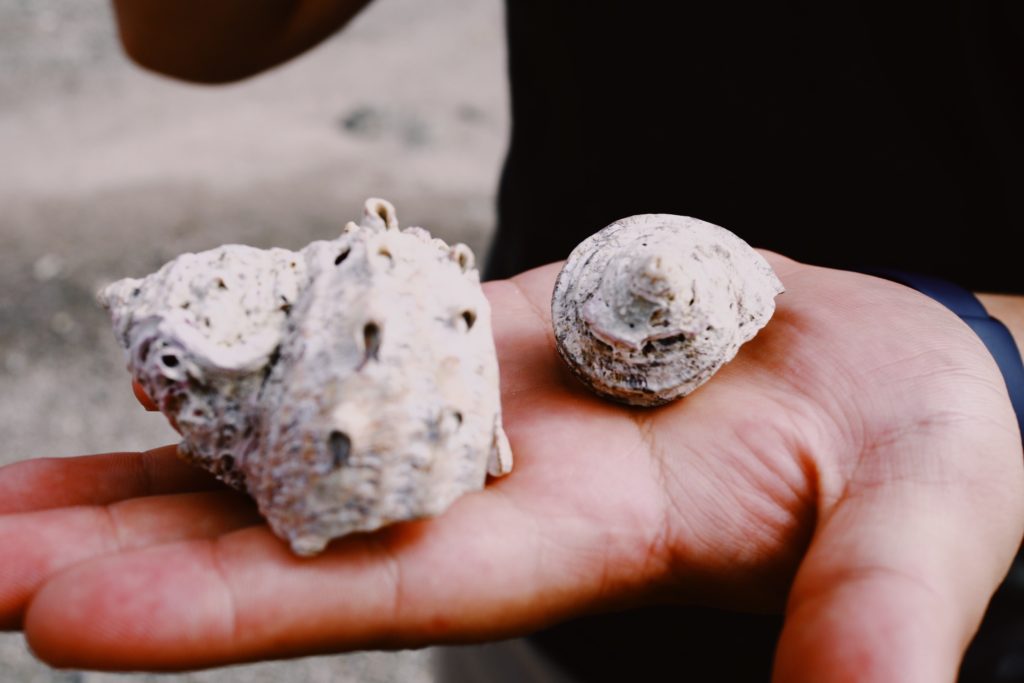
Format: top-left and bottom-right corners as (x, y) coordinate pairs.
(977, 293), (1024, 361)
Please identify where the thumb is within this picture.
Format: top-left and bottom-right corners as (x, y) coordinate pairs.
(773, 437), (1023, 682)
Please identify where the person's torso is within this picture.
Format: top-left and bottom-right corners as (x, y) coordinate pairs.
(490, 0), (1024, 295)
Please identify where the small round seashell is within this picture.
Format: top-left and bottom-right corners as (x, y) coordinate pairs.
(551, 214), (784, 406)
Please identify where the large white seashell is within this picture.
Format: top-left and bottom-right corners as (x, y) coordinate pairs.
(100, 199), (512, 556)
(551, 213), (784, 406)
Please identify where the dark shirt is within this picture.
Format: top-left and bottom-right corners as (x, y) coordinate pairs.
(488, 2), (1024, 680)
(488, 0), (1024, 295)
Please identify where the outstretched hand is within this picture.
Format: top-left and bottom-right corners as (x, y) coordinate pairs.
(2, 254), (1021, 681)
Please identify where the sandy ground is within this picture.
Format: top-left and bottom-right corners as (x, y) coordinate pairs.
(0, 0), (509, 680)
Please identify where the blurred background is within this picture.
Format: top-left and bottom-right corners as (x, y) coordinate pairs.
(0, 0), (509, 679)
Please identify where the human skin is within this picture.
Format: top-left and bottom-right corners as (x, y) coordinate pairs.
(978, 293), (1024, 359)
(0, 255), (1021, 682)
(111, 0), (372, 83)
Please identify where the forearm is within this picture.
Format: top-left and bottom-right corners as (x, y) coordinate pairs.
(112, 0), (371, 83)
(978, 293), (1024, 359)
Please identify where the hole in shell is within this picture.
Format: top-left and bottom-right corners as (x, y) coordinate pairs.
(328, 431), (352, 468)
(363, 322), (382, 362)
(642, 342), (655, 354)
(461, 310), (476, 330)
(261, 345), (282, 389)
(656, 333), (688, 347)
(437, 408), (464, 438)
(161, 354), (180, 368)
(216, 278), (227, 290)
(334, 249), (350, 265)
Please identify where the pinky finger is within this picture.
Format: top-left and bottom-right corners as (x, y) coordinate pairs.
(0, 446), (225, 515)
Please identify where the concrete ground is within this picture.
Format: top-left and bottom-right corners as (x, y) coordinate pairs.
(0, 0), (509, 680)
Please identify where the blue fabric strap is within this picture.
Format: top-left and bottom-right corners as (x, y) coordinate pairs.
(869, 269), (1024, 441)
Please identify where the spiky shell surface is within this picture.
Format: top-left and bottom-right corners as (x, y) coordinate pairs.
(100, 199), (512, 556)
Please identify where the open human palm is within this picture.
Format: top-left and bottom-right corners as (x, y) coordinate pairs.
(2, 254), (1021, 682)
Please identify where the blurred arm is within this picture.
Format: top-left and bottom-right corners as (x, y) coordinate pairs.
(112, 0), (373, 83)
